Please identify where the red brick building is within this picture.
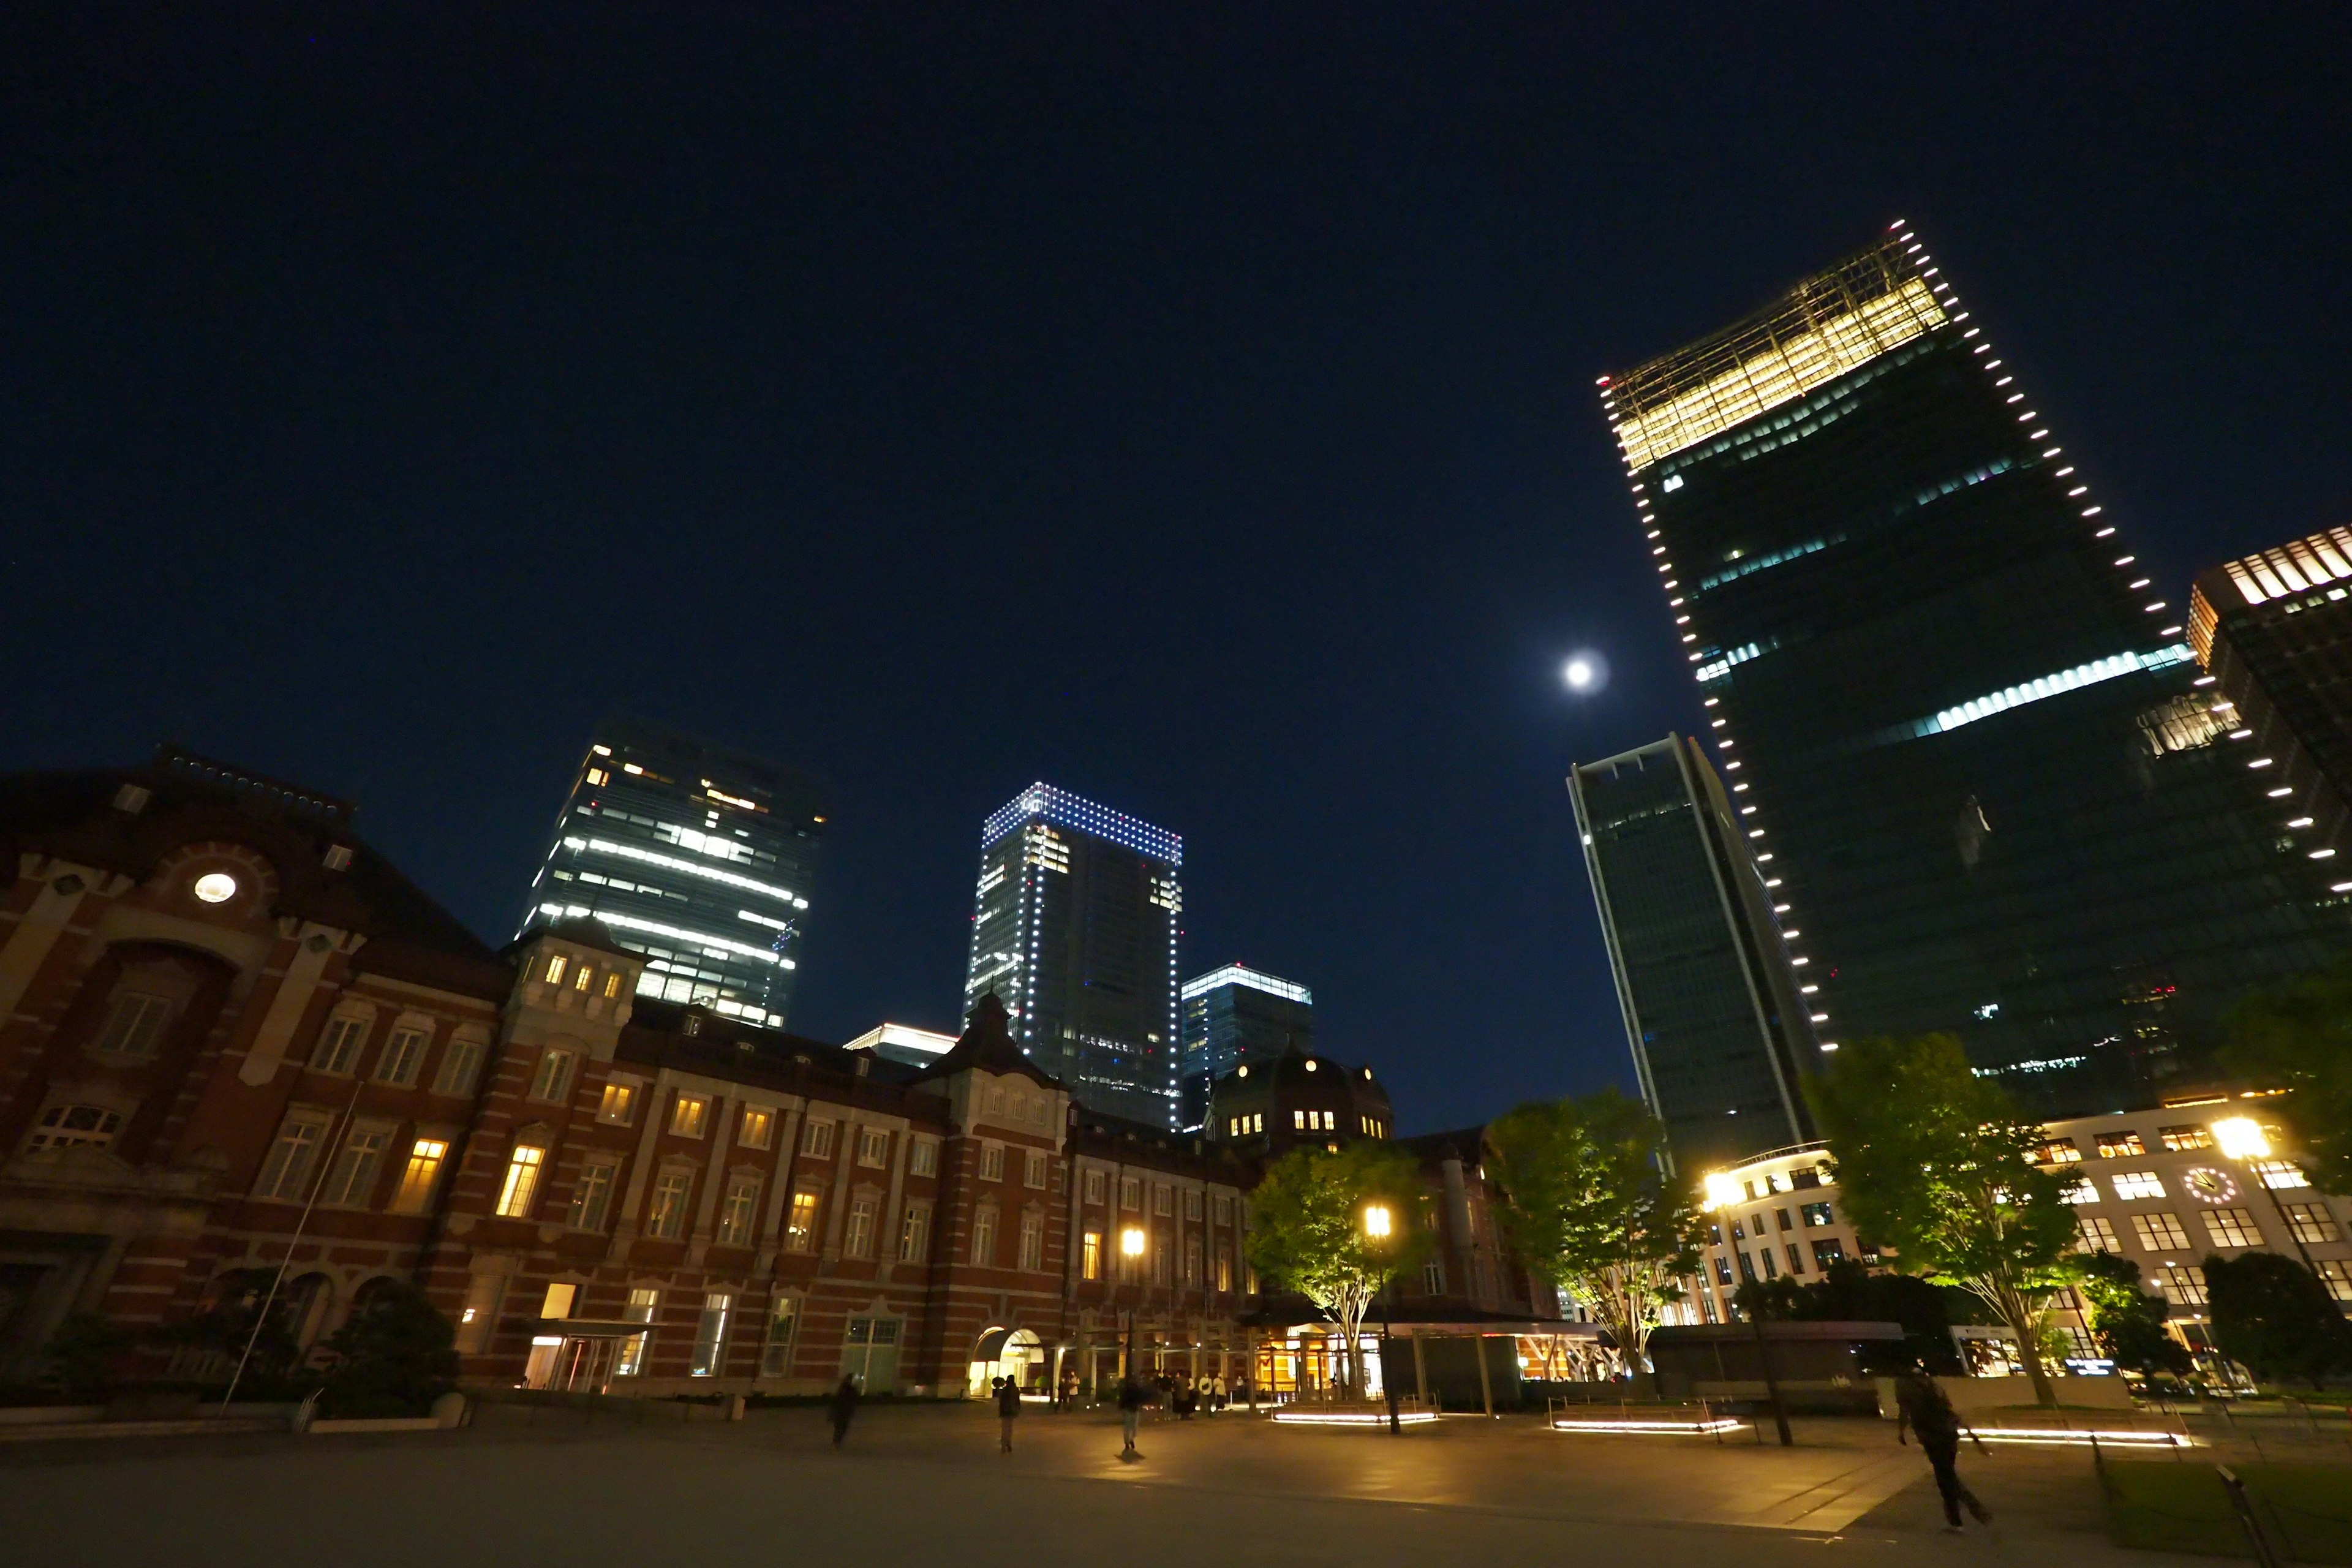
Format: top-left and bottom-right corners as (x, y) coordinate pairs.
(1, 748), (1569, 1402)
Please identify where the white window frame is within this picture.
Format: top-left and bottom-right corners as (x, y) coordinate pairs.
(718, 1174), (761, 1246)
(645, 1167), (695, 1239)
(311, 1012), (372, 1076)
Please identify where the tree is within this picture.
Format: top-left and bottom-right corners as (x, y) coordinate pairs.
(1245, 1142), (1431, 1398)
(2205, 1251), (2352, 1391)
(2075, 1253), (2190, 1380)
(1807, 1034), (2080, 1408)
(1483, 1090), (1700, 1388)
(1795, 1259), (1972, 1373)
(2225, 952), (2352, 1196)
(317, 1280), (461, 1418)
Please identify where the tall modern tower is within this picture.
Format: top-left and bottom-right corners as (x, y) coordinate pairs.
(1178, 963), (1314, 1131)
(965, 784), (1183, 1126)
(522, 719), (823, 1028)
(1597, 225), (2345, 1114)
(1572, 736), (1819, 1175)
(2190, 526), (2352, 864)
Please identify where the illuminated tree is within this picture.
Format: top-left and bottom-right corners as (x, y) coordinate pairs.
(1245, 1141), (1430, 1398)
(1483, 1090), (1700, 1388)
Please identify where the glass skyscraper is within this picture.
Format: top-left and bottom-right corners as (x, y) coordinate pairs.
(1178, 963), (1314, 1131)
(1599, 225), (2345, 1114)
(522, 719), (823, 1028)
(1571, 736), (1820, 1175)
(965, 783), (1182, 1127)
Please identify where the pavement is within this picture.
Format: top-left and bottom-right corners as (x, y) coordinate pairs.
(0, 1401), (2233, 1566)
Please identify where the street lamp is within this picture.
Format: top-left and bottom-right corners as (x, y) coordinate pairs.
(1363, 1204), (1401, 1435)
(1705, 1173), (1793, 1449)
(2212, 1117), (2320, 1274)
(1120, 1225), (1148, 1375)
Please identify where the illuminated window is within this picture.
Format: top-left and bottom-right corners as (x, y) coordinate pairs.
(1082, 1230), (1102, 1280)
(319, 1129), (389, 1207)
(455, 1275), (505, 1355)
(540, 1283), (577, 1319)
(527, 1049), (576, 1104)
(2059, 1176), (2097, 1204)
(899, 1202), (932, 1263)
(1216, 1246), (1233, 1292)
(2160, 1125), (2214, 1152)
(614, 1288), (658, 1374)
(2032, 1137), (2082, 1165)
(671, 1094), (710, 1137)
(2076, 1215), (2121, 1253)
(2096, 1132), (2146, 1159)
(2157, 1265), (2207, 1306)
(803, 1119), (835, 1159)
(496, 1145), (547, 1218)
(690, 1292), (732, 1376)
(741, 1106), (776, 1150)
(24, 1102), (123, 1153)
(2202, 1207), (2262, 1248)
(432, 1034), (485, 1096)
(390, 1138), (448, 1214)
(1251, 1113), (1263, 1134)
(2318, 1261), (2352, 1303)
(1293, 1110), (1306, 1131)
(2130, 1211), (2191, 1251)
(2111, 1171), (2166, 1200)
(598, 1081), (637, 1125)
(972, 1206), (998, 1267)
(1025, 1150), (1049, 1189)
(256, 1112), (331, 1199)
(843, 1195), (876, 1257)
(544, 956), (567, 986)
(94, 991), (175, 1059)
(375, 1027), (429, 1086)
(311, 1016), (369, 1075)
(2283, 1202), (2341, 1245)
(604, 971), (624, 998)
(910, 1139), (938, 1177)
(567, 1161), (616, 1231)
(2255, 1159), (2310, 1189)
(720, 1176), (762, 1246)
(1810, 1237), (1845, 1267)
(1801, 1201), (1834, 1227)
(785, 1188), (821, 1251)
(858, 1126), (890, 1167)
(1019, 1210), (1044, 1271)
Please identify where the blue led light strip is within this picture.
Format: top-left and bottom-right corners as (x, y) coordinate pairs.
(980, 782), (1183, 865)
(1910, 645), (2193, 738)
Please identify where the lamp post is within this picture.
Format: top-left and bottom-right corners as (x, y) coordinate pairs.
(1363, 1203), (1401, 1435)
(2212, 1117), (2320, 1275)
(1120, 1225), (1148, 1378)
(1706, 1172), (1793, 1449)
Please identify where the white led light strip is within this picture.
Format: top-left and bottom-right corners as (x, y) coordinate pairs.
(564, 836), (802, 905)
(537, 903), (794, 968)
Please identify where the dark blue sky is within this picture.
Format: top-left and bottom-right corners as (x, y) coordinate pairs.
(5, 7), (2348, 1132)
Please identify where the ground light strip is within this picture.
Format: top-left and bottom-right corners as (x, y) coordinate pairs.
(1969, 1428), (2192, 1448)
(1270, 1409), (1439, 1426)
(1551, 1417), (1747, 1435)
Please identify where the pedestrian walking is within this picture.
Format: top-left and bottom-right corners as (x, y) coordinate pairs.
(996, 1374), (1022, 1452)
(828, 1373), (861, 1449)
(1210, 1374), (1227, 1413)
(1895, 1368), (1991, 1532)
(1060, 1368), (1080, 1409)
(1117, 1373), (1148, 1461)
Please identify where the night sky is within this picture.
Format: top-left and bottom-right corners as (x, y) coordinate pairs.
(6, 8), (2349, 1133)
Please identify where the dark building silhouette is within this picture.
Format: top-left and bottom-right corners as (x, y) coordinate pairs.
(1570, 735), (1819, 1175)
(1206, 1049), (1391, 1155)
(2190, 527), (2352, 866)
(1598, 225), (2344, 1112)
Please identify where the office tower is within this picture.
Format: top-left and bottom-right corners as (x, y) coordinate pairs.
(1597, 225), (2343, 1114)
(522, 719), (823, 1028)
(1571, 736), (1819, 1174)
(965, 783), (1182, 1126)
(2190, 527), (2352, 863)
(1178, 963), (1314, 1131)
(843, 1021), (960, 1067)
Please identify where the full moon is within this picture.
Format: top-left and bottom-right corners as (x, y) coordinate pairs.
(1564, 652), (1607, 692)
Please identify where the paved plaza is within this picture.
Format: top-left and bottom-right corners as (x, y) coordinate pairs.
(2, 1402), (2218, 1567)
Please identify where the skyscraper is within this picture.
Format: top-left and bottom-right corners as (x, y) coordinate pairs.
(2190, 527), (2352, 864)
(522, 719), (823, 1028)
(965, 784), (1183, 1126)
(1178, 963), (1314, 1131)
(1598, 225), (2343, 1113)
(1570, 736), (1819, 1175)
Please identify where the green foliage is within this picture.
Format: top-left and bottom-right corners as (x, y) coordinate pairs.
(317, 1280), (460, 1418)
(1245, 1141), (1431, 1395)
(1791, 1257), (1975, 1371)
(1807, 1034), (2081, 1405)
(2225, 952), (2352, 1197)
(43, 1312), (131, 1400)
(2206, 1251), (2352, 1391)
(1483, 1089), (1699, 1375)
(2075, 1253), (2191, 1379)
(151, 1267), (308, 1395)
